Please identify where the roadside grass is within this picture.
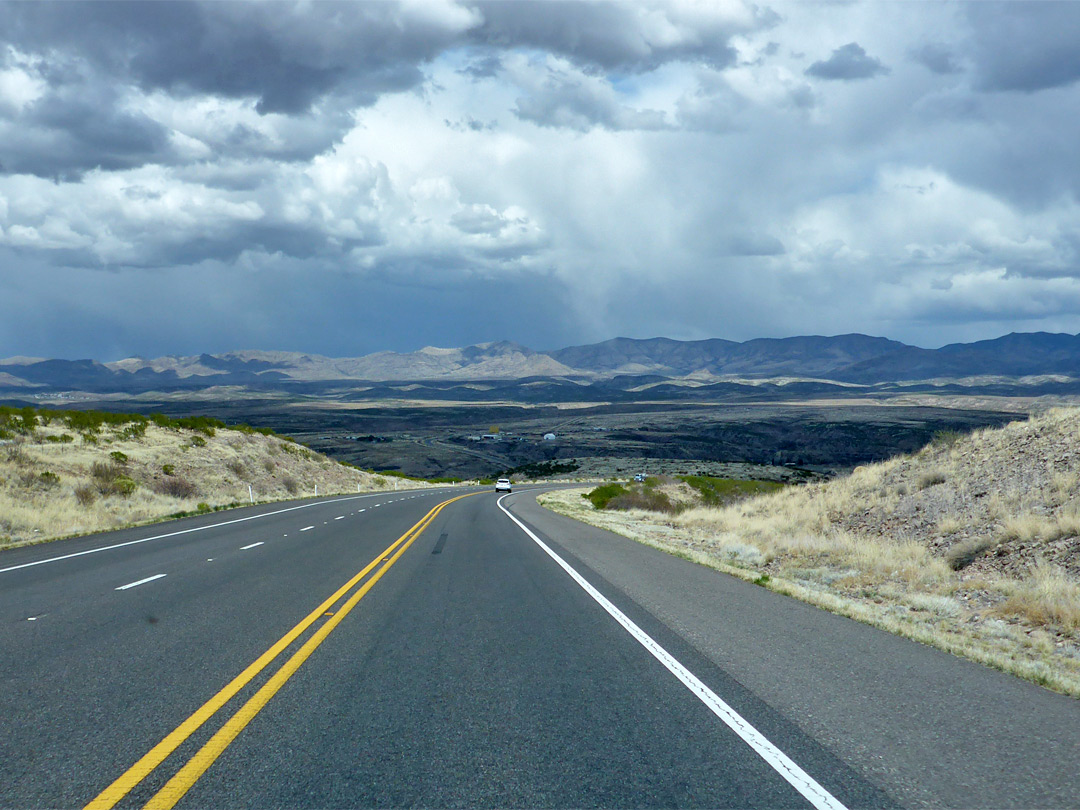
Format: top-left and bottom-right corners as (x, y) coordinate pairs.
(0, 407), (436, 550)
(542, 488), (1080, 697)
(539, 408), (1080, 698)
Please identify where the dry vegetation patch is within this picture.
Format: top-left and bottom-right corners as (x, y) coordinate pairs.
(540, 408), (1080, 697)
(0, 407), (432, 549)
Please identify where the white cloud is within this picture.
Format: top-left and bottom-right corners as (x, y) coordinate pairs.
(0, 53), (46, 114)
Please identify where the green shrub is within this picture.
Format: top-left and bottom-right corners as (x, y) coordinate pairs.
(114, 475), (138, 496)
(38, 471), (60, 486)
(64, 411), (105, 433)
(110, 450), (129, 464)
(196, 502), (211, 513)
(120, 422), (148, 440)
(606, 488), (678, 513)
(233, 423), (278, 437)
(174, 416), (223, 436)
(149, 413), (223, 435)
(90, 461), (137, 497)
(45, 433), (75, 444)
(189, 435), (207, 448)
(584, 483), (628, 510)
(18, 407), (38, 433)
(162, 463), (175, 476)
(678, 476), (784, 507)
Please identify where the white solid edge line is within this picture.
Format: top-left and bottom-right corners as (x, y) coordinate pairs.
(240, 542), (264, 550)
(115, 573), (167, 591)
(0, 492), (391, 576)
(495, 495), (848, 810)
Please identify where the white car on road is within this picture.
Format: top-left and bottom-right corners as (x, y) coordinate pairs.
(495, 478), (512, 493)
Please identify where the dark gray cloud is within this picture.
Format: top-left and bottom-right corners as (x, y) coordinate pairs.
(805, 43), (889, 81)
(0, 1), (477, 177)
(2, 1), (471, 114)
(909, 43), (962, 76)
(967, 1), (1080, 92)
(725, 234), (785, 257)
(468, 0), (761, 72)
(0, 88), (171, 179)
(0, 1), (764, 177)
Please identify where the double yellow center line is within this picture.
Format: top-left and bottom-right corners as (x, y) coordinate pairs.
(87, 493), (473, 810)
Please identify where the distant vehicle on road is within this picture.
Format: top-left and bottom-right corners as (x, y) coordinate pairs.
(634, 473), (647, 482)
(495, 478), (512, 493)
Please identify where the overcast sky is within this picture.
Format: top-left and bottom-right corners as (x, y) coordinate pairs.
(2, 0), (1080, 360)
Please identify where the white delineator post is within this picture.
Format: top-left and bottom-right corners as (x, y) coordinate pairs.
(315, 484), (318, 497)
(248, 484), (253, 504)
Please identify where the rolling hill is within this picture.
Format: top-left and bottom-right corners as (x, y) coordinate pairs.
(4, 331), (1080, 393)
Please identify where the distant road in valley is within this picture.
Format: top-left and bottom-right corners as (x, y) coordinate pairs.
(2, 488), (1077, 808)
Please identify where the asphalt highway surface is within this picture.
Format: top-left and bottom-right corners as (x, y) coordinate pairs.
(1, 486), (1078, 808)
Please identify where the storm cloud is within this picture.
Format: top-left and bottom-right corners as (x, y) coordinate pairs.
(2, 0), (1080, 361)
(805, 43), (889, 81)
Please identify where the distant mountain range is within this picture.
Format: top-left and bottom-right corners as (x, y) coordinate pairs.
(5, 332), (1080, 394)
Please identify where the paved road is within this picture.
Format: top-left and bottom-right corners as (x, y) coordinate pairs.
(1, 487), (1077, 808)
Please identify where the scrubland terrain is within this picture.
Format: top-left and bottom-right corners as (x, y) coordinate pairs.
(0, 408), (427, 550)
(541, 408), (1080, 697)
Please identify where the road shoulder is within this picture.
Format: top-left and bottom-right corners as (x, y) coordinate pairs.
(511, 490), (1080, 809)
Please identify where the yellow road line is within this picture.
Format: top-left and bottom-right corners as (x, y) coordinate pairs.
(144, 503), (441, 809)
(85, 493), (471, 810)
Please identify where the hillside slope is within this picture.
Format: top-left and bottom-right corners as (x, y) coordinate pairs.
(541, 409), (1080, 696)
(0, 408), (427, 549)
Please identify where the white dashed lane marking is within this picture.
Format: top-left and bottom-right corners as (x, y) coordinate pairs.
(115, 574), (167, 591)
(240, 542), (264, 550)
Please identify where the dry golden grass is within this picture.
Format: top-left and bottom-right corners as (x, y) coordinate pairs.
(539, 407), (1080, 698)
(0, 421), (429, 549)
